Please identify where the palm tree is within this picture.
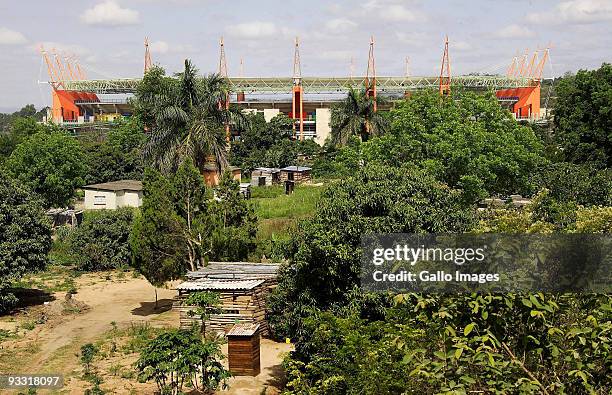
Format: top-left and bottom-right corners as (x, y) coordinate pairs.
(329, 87), (387, 146)
(141, 59), (247, 174)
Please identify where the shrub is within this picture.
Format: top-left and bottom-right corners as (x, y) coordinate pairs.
(69, 208), (134, 271)
(136, 329), (230, 394)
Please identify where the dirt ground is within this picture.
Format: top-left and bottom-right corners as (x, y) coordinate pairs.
(0, 270), (292, 394)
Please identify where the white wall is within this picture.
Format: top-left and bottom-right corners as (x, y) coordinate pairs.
(315, 108), (331, 146)
(263, 108), (280, 122)
(84, 189), (117, 210)
(84, 189), (142, 210)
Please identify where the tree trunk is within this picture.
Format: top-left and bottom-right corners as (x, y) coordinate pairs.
(154, 288), (158, 310)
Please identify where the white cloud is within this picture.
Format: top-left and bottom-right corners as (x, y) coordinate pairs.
(227, 21), (278, 39)
(325, 18), (357, 33)
(149, 40), (195, 54)
(362, 1), (425, 22)
(395, 31), (429, 47)
(81, 1), (140, 26)
(453, 40), (472, 52)
(150, 40), (169, 53)
(0, 27), (28, 45)
(494, 24), (535, 39)
(318, 49), (353, 61)
(527, 0), (612, 24)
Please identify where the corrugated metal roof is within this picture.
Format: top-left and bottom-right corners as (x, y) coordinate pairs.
(227, 323), (260, 337)
(187, 262), (280, 281)
(176, 279), (265, 291)
(281, 166), (312, 172)
(83, 180), (142, 191)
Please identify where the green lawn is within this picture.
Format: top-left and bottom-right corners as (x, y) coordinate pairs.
(251, 184), (324, 241)
(251, 184), (323, 220)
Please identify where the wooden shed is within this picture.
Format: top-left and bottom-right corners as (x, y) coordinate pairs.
(227, 323), (261, 376)
(280, 166), (312, 183)
(250, 167), (281, 187)
(175, 262), (279, 335)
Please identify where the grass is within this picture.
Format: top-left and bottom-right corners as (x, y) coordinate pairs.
(251, 184), (323, 221)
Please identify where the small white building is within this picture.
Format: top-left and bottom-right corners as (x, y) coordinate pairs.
(82, 180), (143, 210)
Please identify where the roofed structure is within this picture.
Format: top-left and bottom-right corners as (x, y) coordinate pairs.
(82, 180), (142, 191)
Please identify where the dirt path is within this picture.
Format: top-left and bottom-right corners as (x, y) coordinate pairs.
(29, 275), (178, 369)
(0, 272), (291, 394)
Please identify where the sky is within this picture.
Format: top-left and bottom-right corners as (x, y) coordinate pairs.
(0, 0), (611, 112)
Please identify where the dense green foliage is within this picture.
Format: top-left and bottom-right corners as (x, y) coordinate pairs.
(183, 291), (222, 334)
(69, 208), (135, 271)
(136, 329), (230, 394)
(81, 119), (147, 184)
(130, 162), (257, 287)
(6, 128), (86, 208)
(137, 61), (245, 174)
(268, 164), (475, 337)
(326, 92), (546, 201)
(553, 64), (612, 167)
(0, 173), (51, 312)
(329, 88), (387, 145)
(284, 294), (611, 394)
(229, 112), (319, 173)
(0, 104), (46, 134)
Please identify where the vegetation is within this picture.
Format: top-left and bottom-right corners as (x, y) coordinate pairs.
(268, 164), (475, 338)
(69, 208), (135, 271)
(230, 112), (320, 173)
(130, 161), (257, 287)
(136, 329), (230, 394)
(326, 91), (546, 201)
(136, 62), (246, 174)
(81, 118), (147, 184)
(5, 128), (86, 208)
(553, 63), (612, 167)
(183, 291), (222, 334)
(0, 173), (51, 312)
(330, 88), (387, 145)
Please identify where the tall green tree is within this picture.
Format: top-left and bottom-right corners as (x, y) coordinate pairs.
(6, 128), (86, 208)
(81, 118), (147, 184)
(137, 60), (246, 174)
(329, 91), (546, 200)
(0, 173), (51, 312)
(330, 88), (387, 146)
(130, 161), (257, 288)
(553, 63), (612, 167)
(268, 163), (474, 337)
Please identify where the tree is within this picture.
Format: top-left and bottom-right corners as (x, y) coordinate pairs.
(0, 117), (52, 160)
(330, 87), (387, 146)
(130, 162), (258, 289)
(183, 291), (222, 334)
(6, 129), (86, 208)
(209, 171), (258, 261)
(138, 60), (246, 174)
(268, 163), (474, 338)
(553, 63), (612, 167)
(329, 91), (547, 200)
(69, 208), (135, 271)
(136, 329), (230, 394)
(82, 118), (147, 184)
(0, 173), (51, 312)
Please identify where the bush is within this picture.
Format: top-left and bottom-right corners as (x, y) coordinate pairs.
(69, 208), (134, 271)
(136, 329), (230, 394)
(0, 173), (51, 312)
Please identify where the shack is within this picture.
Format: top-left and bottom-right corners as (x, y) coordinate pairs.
(175, 262), (279, 335)
(46, 208), (83, 228)
(82, 180), (143, 210)
(280, 166), (312, 183)
(250, 167), (281, 187)
(227, 323), (261, 376)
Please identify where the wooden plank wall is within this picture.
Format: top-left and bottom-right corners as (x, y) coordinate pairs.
(175, 281), (276, 335)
